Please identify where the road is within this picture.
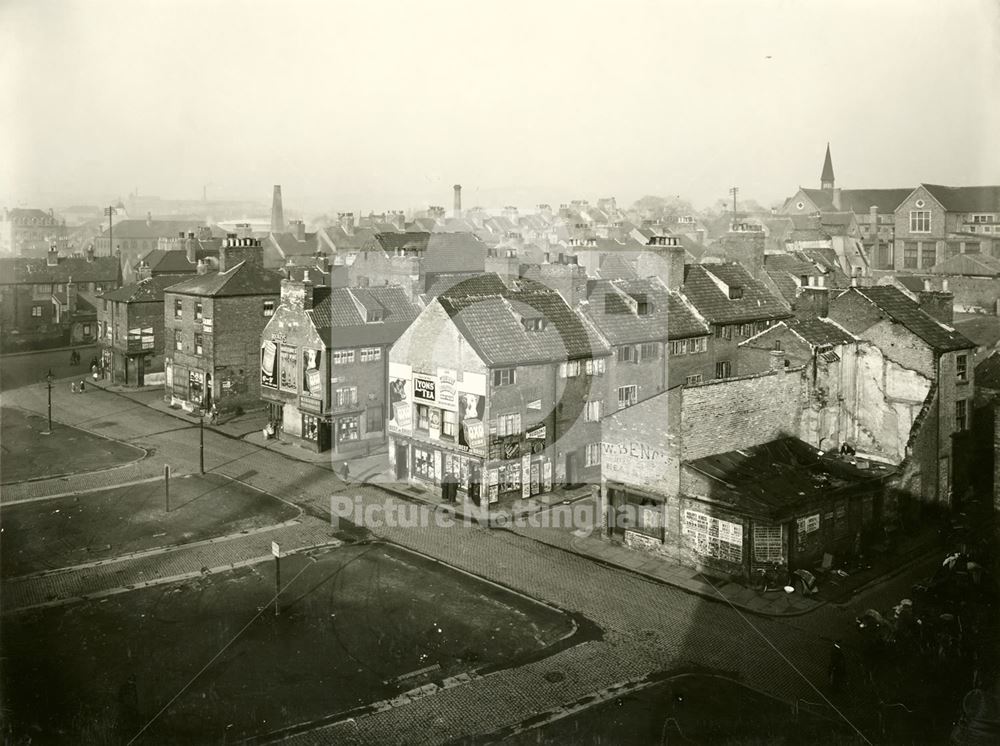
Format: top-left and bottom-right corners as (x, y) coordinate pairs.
(0, 379), (945, 745)
(0, 344), (98, 391)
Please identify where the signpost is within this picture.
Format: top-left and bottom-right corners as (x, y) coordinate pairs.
(271, 541), (281, 617)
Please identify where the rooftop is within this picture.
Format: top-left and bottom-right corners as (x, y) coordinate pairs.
(846, 285), (974, 352)
(0, 255), (120, 285)
(682, 263), (791, 325)
(99, 274), (187, 303)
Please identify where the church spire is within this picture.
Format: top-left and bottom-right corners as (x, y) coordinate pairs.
(821, 143), (835, 191)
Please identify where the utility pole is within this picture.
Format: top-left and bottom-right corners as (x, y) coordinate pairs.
(199, 414), (205, 474)
(272, 542), (281, 617)
(164, 464), (170, 513)
(729, 186), (739, 228)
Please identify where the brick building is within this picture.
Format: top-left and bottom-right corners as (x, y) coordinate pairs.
(97, 273), (187, 386)
(828, 285), (976, 505)
(680, 263), (791, 379)
(163, 237), (281, 413)
(95, 216), (225, 271)
(388, 274), (609, 504)
(259, 278), (419, 453)
(1, 208), (67, 256)
(0, 247), (120, 352)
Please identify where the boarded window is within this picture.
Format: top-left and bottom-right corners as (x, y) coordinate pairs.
(753, 523), (783, 563)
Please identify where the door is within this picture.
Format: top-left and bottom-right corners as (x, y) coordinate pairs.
(395, 444), (408, 480)
(565, 452), (579, 487)
(469, 463), (482, 506)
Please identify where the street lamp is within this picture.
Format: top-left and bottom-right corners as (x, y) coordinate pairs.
(42, 369), (54, 435)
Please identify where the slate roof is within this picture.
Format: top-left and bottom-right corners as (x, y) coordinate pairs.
(798, 188), (911, 215)
(163, 261), (282, 297)
(922, 185), (1000, 213)
(0, 255), (120, 285)
(580, 278), (708, 344)
(894, 275), (928, 293)
(5, 208), (56, 222)
(763, 252), (827, 305)
(743, 317), (856, 349)
(98, 220), (224, 240)
(974, 350), (1000, 390)
(308, 285), (421, 346)
(142, 246), (219, 275)
(99, 274), (187, 303)
(849, 285), (974, 352)
(368, 231), (486, 275)
(270, 231), (322, 258)
(930, 252), (1000, 277)
(436, 274), (609, 366)
(681, 263), (791, 325)
(953, 314), (1000, 349)
(597, 253), (638, 280)
(683, 437), (889, 519)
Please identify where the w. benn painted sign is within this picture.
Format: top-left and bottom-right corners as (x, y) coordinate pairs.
(413, 376), (436, 402)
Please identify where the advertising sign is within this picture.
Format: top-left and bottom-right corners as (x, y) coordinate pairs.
(437, 368), (457, 411)
(388, 378), (409, 433)
(522, 454), (531, 498)
(527, 424), (546, 440)
(413, 376), (436, 403)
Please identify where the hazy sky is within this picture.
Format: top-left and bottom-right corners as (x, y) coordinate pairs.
(2, 0), (998, 215)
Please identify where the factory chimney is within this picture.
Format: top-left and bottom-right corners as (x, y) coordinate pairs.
(271, 185), (285, 234)
(453, 184), (462, 219)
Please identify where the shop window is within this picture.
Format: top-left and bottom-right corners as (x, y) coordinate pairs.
(416, 404), (430, 431)
(499, 461), (521, 493)
(441, 409), (457, 439)
(188, 369), (205, 405)
(338, 416), (359, 442)
(753, 524), (783, 563)
(366, 405), (384, 432)
(414, 447), (434, 480)
(302, 414), (320, 441)
(796, 513), (820, 553)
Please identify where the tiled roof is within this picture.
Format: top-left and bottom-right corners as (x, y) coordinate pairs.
(596, 253), (638, 280)
(974, 350), (1000, 389)
(163, 261), (282, 297)
(270, 232), (322, 258)
(437, 274), (609, 366)
(893, 275), (928, 293)
(309, 285), (420, 346)
(850, 285), (973, 352)
(800, 188), (911, 215)
(785, 317), (857, 347)
(930, 252), (1000, 277)
(684, 437), (887, 518)
(142, 246), (219, 274)
(99, 274), (188, 303)
(99, 219), (223, 240)
(953, 314), (1000, 349)
(922, 185), (1000, 213)
(681, 263), (791, 325)
(0, 255), (120, 285)
(580, 278), (708, 344)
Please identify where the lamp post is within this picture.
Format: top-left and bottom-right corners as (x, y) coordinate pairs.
(199, 413), (205, 475)
(42, 369), (54, 434)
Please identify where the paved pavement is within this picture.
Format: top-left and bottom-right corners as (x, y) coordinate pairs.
(0, 379), (925, 744)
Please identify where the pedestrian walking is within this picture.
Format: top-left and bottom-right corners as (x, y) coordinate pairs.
(341, 462), (350, 481)
(71, 382), (77, 394)
(209, 404), (219, 425)
(78, 379), (86, 393)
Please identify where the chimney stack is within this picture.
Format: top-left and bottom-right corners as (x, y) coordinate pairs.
(290, 219), (306, 241)
(218, 236), (263, 272)
(337, 212), (355, 236)
(46, 245), (59, 266)
(146, 212), (152, 228)
(453, 184), (462, 218)
(185, 233), (197, 264)
(271, 185), (285, 233)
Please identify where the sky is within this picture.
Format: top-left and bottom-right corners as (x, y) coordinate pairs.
(2, 0), (999, 216)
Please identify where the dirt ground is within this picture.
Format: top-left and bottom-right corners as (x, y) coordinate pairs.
(1, 473), (300, 576)
(0, 542), (576, 744)
(0, 406), (143, 484)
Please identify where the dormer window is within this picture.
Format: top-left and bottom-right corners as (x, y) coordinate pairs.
(728, 286), (743, 300)
(367, 309), (385, 323)
(522, 317), (546, 332)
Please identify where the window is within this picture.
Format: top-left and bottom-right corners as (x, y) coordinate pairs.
(903, 242), (918, 268)
(338, 416), (359, 442)
(31, 305), (42, 317)
(715, 361), (732, 379)
(773, 340), (782, 351)
(302, 414), (320, 442)
(413, 446), (434, 480)
(496, 413), (522, 436)
(712, 325), (733, 340)
(360, 347), (381, 362)
(689, 337), (707, 354)
(616, 345), (637, 363)
(560, 360), (581, 378)
(956, 400), (968, 431)
(585, 400), (603, 422)
(669, 339), (688, 355)
(636, 300), (651, 316)
(584, 358), (606, 375)
(194, 332), (204, 355)
(973, 214), (992, 223)
(910, 210), (931, 233)
(617, 385), (637, 409)
(585, 442), (601, 467)
(174, 299), (183, 319)
(442, 409), (457, 439)
(194, 302), (203, 321)
(728, 286), (743, 300)
(416, 404), (430, 431)
(263, 300), (275, 317)
(174, 330), (182, 351)
(333, 349), (355, 365)
(366, 405), (384, 432)
(493, 368), (516, 386)
(920, 243), (936, 268)
(103, 299), (108, 312)
(957, 354), (968, 382)
(685, 374), (703, 385)
(753, 524), (783, 563)
(83, 323), (92, 336)
(335, 386), (359, 407)
(640, 342), (659, 361)
(366, 308), (385, 323)
(522, 317), (545, 331)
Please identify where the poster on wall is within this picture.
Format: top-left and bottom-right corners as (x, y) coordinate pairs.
(261, 341), (278, 389)
(279, 345), (298, 392)
(522, 454), (531, 499)
(388, 378), (409, 433)
(303, 348), (322, 396)
(543, 461), (552, 492)
(458, 392), (486, 451)
(437, 368), (457, 411)
(413, 375), (437, 403)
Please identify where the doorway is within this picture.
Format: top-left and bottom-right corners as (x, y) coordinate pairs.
(395, 443), (408, 480)
(565, 451), (579, 488)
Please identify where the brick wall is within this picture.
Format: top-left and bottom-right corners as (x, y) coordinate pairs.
(680, 368), (804, 461)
